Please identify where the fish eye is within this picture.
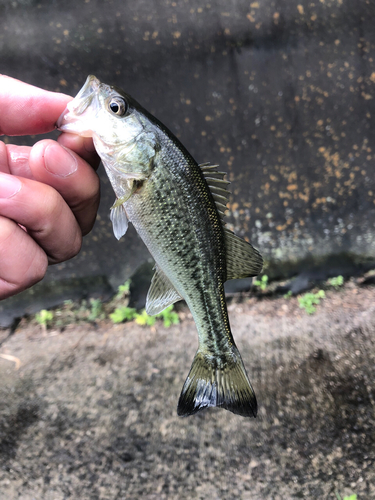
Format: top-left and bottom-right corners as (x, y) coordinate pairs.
(108, 98), (127, 116)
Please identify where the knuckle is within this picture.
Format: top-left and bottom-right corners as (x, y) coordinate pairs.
(51, 229), (82, 264)
(0, 217), (48, 298)
(28, 188), (63, 238)
(39, 189), (64, 229)
(69, 231), (82, 259)
(29, 252), (48, 284)
(78, 177), (100, 211)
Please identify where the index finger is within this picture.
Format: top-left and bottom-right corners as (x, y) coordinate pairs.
(0, 75), (72, 136)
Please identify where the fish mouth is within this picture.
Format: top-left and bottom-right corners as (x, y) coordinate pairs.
(57, 75), (102, 137)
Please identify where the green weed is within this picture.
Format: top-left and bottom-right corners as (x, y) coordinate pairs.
(155, 304), (180, 327)
(134, 310), (157, 327)
(327, 275), (344, 289)
(335, 493), (357, 500)
(33, 279), (179, 329)
(115, 280), (131, 299)
(110, 304), (179, 328)
(254, 275), (269, 291)
(35, 309), (54, 329)
(298, 290), (325, 314)
(87, 298), (104, 321)
(109, 306), (137, 324)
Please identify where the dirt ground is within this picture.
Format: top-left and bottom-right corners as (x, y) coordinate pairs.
(0, 281), (374, 500)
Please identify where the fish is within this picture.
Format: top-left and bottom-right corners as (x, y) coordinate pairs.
(57, 75), (263, 417)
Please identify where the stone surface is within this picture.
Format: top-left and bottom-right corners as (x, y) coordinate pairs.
(1, 0), (375, 311)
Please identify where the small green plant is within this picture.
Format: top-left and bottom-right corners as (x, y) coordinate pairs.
(134, 310), (157, 326)
(298, 290), (325, 314)
(335, 493), (357, 500)
(253, 275), (269, 291)
(35, 309), (54, 329)
(109, 303), (180, 328)
(284, 290), (293, 299)
(156, 304), (180, 327)
(134, 306), (180, 327)
(115, 280), (131, 299)
(327, 275), (344, 289)
(87, 298), (104, 321)
(109, 306), (137, 324)
(33, 279), (180, 329)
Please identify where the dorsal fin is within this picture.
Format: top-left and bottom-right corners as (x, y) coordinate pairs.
(199, 163), (230, 219)
(199, 163), (263, 280)
(224, 229), (263, 279)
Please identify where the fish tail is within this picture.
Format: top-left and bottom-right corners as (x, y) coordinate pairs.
(177, 346), (257, 417)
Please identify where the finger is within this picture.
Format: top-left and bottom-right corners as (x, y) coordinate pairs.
(0, 75), (71, 136)
(29, 140), (100, 235)
(58, 133), (100, 171)
(0, 141), (10, 174)
(1, 132), (100, 177)
(0, 172), (82, 264)
(2, 135), (100, 182)
(2, 140), (100, 236)
(1, 142), (32, 177)
(0, 215), (48, 299)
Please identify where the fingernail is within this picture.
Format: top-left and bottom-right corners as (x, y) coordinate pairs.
(44, 143), (78, 177)
(0, 172), (22, 198)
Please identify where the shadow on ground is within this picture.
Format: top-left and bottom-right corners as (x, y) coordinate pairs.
(0, 281), (374, 499)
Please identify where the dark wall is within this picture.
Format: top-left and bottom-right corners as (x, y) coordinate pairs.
(1, 0), (375, 315)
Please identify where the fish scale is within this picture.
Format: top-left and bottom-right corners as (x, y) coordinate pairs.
(58, 75), (263, 417)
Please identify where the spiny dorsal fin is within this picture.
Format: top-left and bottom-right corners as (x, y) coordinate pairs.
(199, 163), (230, 219)
(145, 265), (182, 316)
(225, 229), (263, 279)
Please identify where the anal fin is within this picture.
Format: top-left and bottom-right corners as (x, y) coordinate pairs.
(146, 266), (182, 316)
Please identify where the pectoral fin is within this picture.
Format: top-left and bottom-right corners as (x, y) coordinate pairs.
(225, 229), (263, 279)
(109, 180), (140, 240)
(110, 204), (129, 240)
(146, 266), (182, 315)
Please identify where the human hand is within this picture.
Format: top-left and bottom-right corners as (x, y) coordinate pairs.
(0, 75), (101, 299)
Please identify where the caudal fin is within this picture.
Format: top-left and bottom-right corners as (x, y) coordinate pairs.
(177, 347), (257, 417)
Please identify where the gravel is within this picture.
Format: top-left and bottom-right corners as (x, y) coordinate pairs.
(0, 281), (374, 499)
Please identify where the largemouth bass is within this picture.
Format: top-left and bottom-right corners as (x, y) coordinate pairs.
(58, 76), (263, 417)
